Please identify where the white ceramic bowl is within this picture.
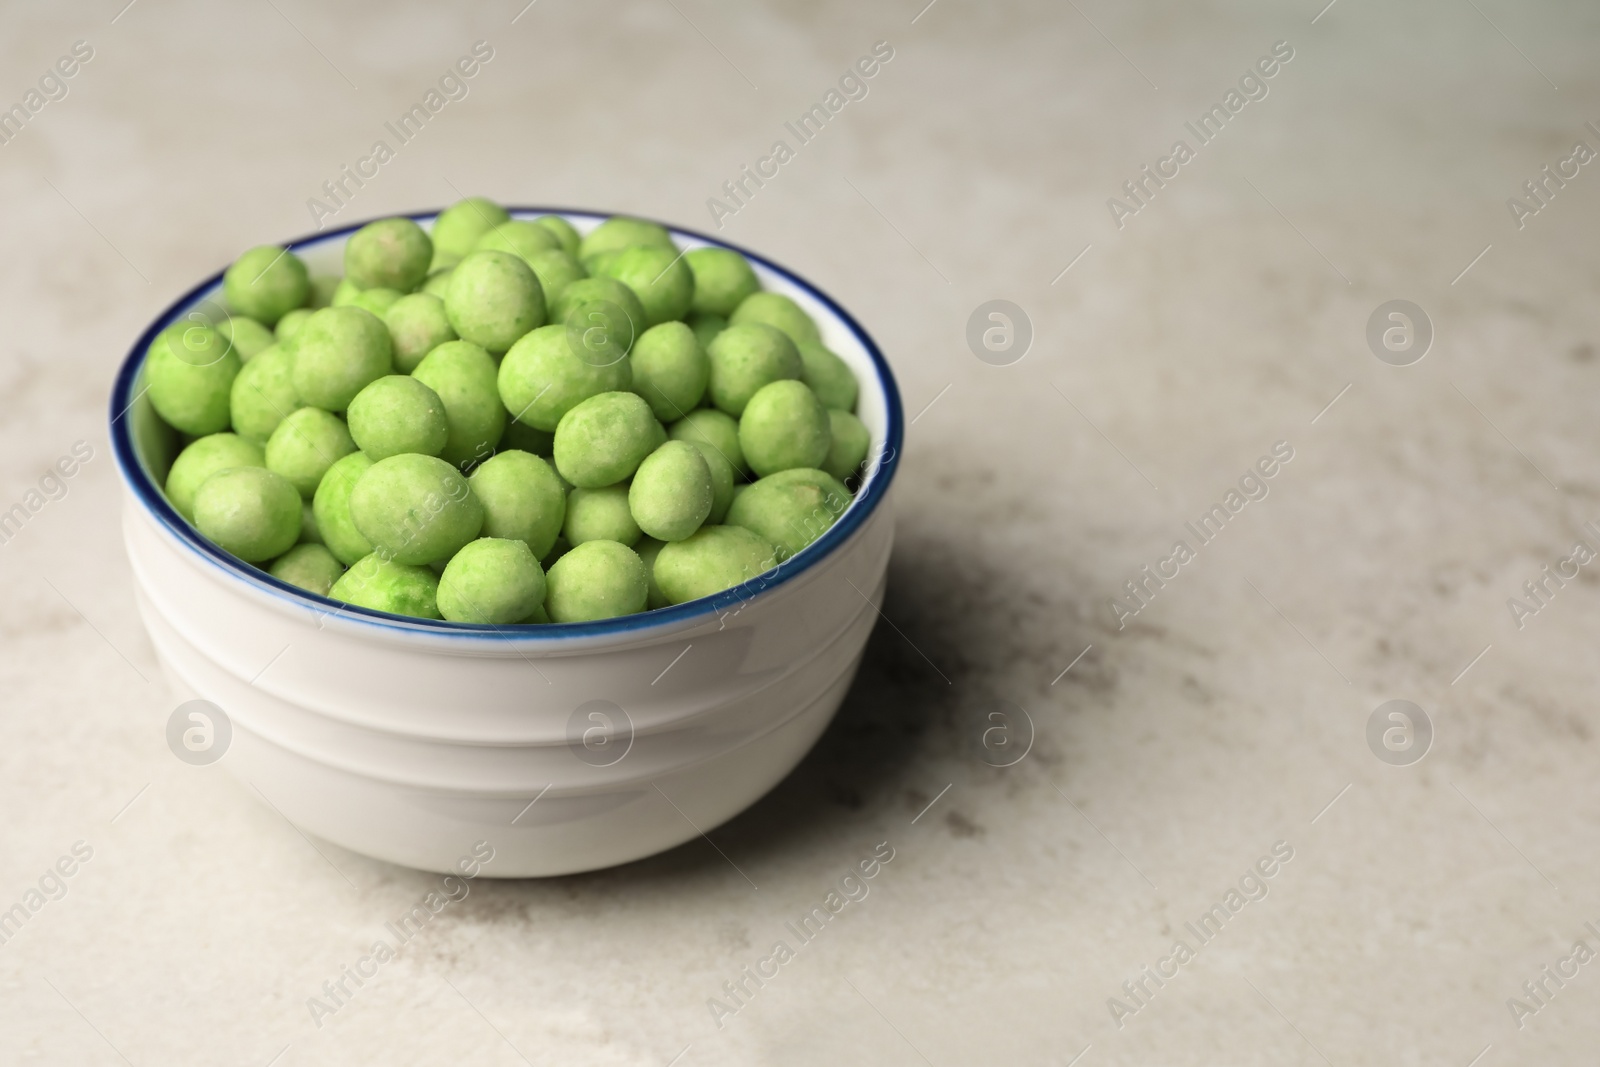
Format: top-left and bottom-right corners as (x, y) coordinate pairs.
(112, 209), (902, 877)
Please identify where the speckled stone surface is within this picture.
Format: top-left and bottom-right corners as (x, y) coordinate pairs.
(2, 1), (1599, 1064)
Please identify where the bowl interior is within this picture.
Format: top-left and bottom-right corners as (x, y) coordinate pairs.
(113, 209), (903, 639)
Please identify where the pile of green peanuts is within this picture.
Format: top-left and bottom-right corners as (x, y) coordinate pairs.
(145, 200), (872, 623)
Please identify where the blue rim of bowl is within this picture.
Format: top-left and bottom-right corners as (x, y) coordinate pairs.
(109, 207), (903, 641)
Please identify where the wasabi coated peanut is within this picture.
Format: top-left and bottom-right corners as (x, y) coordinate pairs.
(729, 291), (821, 347)
(329, 553), (441, 619)
(579, 249), (624, 282)
(223, 245), (309, 326)
(523, 248), (585, 307)
(349, 453), (484, 565)
(445, 250), (545, 353)
(270, 543), (344, 597)
(738, 379), (830, 477)
(146, 322), (242, 435)
(218, 316), (276, 361)
(312, 451), (374, 564)
(473, 219), (560, 262)
(499, 419), (554, 457)
(345, 217), (433, 292)
(534, 214), (580, 256)
(437, 538), (547, 624)
(565, 485), (642, 547)
(411, 341), (505, 469)
(629, 441), (712, 542)
(291, 306), (393, 411)
(229, 344), (301, 445)
(706, 323), (802, 417)
(635, 536), (669, 608)
(498, 324), (632, 431)
(468, 449), (566, 558)
(347, 375), (449, 461)
(331, 278), (361, 307)
(543, 539), (647, 622)
(577, 216), (675, 264)
(686, 440), (735, 523)
(797, 341), (858, 412)
(630, 321), (709, 422)
(275, 308), (313, 345)
(669, 408), (746, 476)
(421, 268), (454, 298)
(686, 247), (759, 318)
(193, 466), (302, 562)
(726, 468), (850, 561)
(653, 525), (779, 605)
(385, 293), (457, 373)
(593, 245), (694, 327)
(265, 407), (357, 498)
(823, 410), (870, 482)
(553, 391), (665, 488)
(430, 197), (510, 263)
(166, 433), (265, 520)
(346, 288), (403, 319)
(687, 312), (725, 350)
(551, 276), (648, 360)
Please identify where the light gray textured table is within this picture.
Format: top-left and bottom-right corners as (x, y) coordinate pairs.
(3, 1), (1598, 1063)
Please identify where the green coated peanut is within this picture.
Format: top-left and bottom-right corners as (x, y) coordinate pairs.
(534, 214), (581, 256)
(552, 391), (665, 488)
(345, 217), (433, 292)
(498, 324), (632, 432)
(653, 525), (779, 605)
(224, 246), (309, 326)
(146, 322), (242, 436)
(218, 316), (276, 361)
(192, 466), (302, 562)
(468, 449), (566, 559)
(385, 292), (457, 373)
(725, 467), (851, 561)
(348, 453), (484, 565)
(593, 244), (694, 327)
(166, 433), (265, 520)
(685, 247), (759, 317)
(738, 379), (831, 477)
(437, 537), (546, 624)
(628, 440), (712, 542)
(797, 341), (859, 412)
(565, 485), (642, 547)
(578, 216), (674, 263)
(629, 321), (709, 422)
(445, 250), (545, 354)
(290, 306), (394, 412)
(411, 340), (506, 469)
(668, 408), (747, 476)
(270, 542), (345, 597)
(822, 410), (870, 482)
(312, 451), (375, 564)
(706, 322), (802, 417)
(229, 344), (302, 445)
(329, 552), (442, 619)
(430, 197), (510, 263)
(264, 406), (358, 498)
(543, 539), (647, 622)
(346, 375), (449, 461)
(729, 291), (821, 347)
